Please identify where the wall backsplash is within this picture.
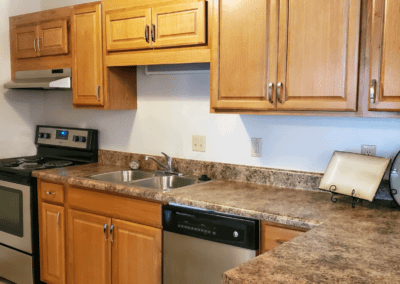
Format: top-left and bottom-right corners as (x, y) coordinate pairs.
(99, 149), (393, 201)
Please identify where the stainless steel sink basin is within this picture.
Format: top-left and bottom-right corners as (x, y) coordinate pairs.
(130, 176), (199, 191)
(88, 170), (156, 184)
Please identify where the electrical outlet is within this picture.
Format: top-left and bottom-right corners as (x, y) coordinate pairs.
(251, 138), (262, 157)
(192, 135), (206, 152)
(361, 145), (376, 156)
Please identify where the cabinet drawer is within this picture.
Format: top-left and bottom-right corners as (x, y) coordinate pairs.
(260, 221), (306, 254)
(40, 182), (65, 204)
(67, 186), (162, 228)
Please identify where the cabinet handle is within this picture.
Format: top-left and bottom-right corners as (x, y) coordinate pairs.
(57, 212), (60, 227)
(110, 225), (114, 243)
(34, 38), (37, 52)
(38, 37), (42, 51)
(96, 85), (100, 101)
(267, 83), (274, 103)
(277, 82), (283, 103)
(45, 191), (55, 195)
(103, 224), (108, 241)
(145, 25), (149, 43)
(370, 79), (377, 104)
(151, 24), (156, 42)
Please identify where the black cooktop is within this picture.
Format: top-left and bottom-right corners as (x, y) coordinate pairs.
(0, 156), (76, 176)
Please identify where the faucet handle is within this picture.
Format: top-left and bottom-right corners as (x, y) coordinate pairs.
(161, 152), (173, 171)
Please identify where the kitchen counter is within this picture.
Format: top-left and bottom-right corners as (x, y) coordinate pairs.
(33, 163), (400, 283)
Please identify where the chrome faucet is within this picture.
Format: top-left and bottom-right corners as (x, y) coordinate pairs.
(145, 152), (174, 173)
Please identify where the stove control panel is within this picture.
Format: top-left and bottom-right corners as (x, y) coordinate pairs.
(35, 126), (98, 150)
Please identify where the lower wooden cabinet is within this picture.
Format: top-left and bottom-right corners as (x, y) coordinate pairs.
(67, 210), (112, 284)
(40, 203), (66, 284)
(67, 210), (162, 284)
(111, 219), (162, 284)
(260, 221), (307, 254)
(38, 180), (163, 284)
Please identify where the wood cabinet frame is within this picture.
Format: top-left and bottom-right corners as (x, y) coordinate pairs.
(38, 179), (164, 284)
(9, 6), (72, 78)
(102, 0), (212, 67)
(211, 0), (400, 118)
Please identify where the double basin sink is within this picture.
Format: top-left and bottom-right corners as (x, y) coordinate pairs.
(88, 170), (203, 192)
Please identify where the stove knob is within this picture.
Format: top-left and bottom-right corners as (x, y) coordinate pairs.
(79, 136), (87, 143)
(44, 133), (51, 139)
(38, 133), (44, 138)
(72, 135), (80, 142)
(233, 231), (239, 238)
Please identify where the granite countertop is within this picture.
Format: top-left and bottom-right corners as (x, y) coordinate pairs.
(33, 163), (400, 283)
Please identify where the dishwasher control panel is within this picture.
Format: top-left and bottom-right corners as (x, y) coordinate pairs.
(163, 204), (259, 250)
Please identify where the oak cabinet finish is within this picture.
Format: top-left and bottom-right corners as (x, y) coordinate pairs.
(151, 1), (206, 48)
(38, 180), (163, 284)
(14, 25), (39, 59)
(14, 20), (68, 59)
(111, 219), (162, 284)
(211, 0), (362, 113)
(67, 210), (112, 284)
(260, 221), (307, 254)
(105, 8), (152, 51)
(10, 6), (72, 75)
(72, 2), (104, 106)
(369, 0), (400, 111)
(105, 1), (206, 52)
(40, 203), (66, 284)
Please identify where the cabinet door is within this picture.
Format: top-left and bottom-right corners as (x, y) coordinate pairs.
(369, 0), (400, 111)
(276, 0), (361, 111)
(14, 25), (39, 59)
(38, 20), (68, 57)
(67, 210), (111, 284)
(40, 203), (65, 284)
(72, 3), (104, 106)
(210, 0), (278, 111)
(260, 222), (305, 254)
(111, 219), (162, 284)
(151, 1), (206, 48)
(105, 8), (152, 51)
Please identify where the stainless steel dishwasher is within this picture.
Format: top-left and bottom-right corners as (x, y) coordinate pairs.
(163, 204), (259, 284)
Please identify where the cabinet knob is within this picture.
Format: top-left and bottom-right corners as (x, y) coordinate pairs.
(45, 191), (55, 195)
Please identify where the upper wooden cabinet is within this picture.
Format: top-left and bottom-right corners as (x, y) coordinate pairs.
(105, 8), (152, 51)
(211, 0), (362, 113)
(71, 2), (138, 109)
(71, 2), (104, 106)
(105, 1), (206, 52)
(369, 0), (400, 112)
(15, 20), (68, 59)
(102, 0), (211, 67)
(10, 6), (72, 74)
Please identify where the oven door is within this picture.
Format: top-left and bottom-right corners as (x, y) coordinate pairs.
(0, 180), (32, 254)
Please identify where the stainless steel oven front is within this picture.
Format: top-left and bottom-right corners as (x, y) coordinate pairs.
(0, 179), (34, 284)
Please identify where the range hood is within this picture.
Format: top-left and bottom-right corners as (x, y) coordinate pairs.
(5, 68), (71, 89)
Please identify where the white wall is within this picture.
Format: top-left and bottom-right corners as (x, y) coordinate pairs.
(41, 67), (400, 173)
(0, 0), (44, 159)
(4, 0), (398, 173)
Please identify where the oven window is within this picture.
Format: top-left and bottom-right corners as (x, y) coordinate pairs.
(0, 186), (23, 237)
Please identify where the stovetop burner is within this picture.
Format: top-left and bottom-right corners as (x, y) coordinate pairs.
(20, 163), (46, 170)
(42, 160), (73, 168)
(0, 161), (21, 167)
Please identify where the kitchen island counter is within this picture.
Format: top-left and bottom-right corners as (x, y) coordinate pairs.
(33, 163), (400, 283)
